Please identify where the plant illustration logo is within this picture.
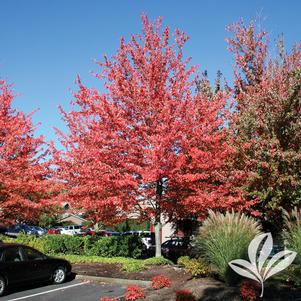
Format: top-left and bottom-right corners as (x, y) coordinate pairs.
(228, 232), (297, 297)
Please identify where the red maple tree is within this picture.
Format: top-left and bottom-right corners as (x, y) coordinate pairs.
(0, 80), (54, 224)
(227, 20), (301, 220)
(54, 15), (247, 256)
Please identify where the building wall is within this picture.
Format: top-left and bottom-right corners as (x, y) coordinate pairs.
(161, 222), (174, 243)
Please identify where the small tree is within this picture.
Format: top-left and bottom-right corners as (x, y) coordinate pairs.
(54, 15), (247, 256)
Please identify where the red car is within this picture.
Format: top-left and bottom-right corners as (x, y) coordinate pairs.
(83, 228), (111, 237)
(47, 228), (61, 235)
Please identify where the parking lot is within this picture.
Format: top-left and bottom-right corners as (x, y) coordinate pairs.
(2, 279), (126, 301)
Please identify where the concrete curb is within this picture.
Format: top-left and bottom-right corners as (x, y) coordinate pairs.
(75, 274), (151, 286)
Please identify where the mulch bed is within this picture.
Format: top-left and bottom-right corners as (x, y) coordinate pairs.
(72, 263), (191, 282)
(73, 263), (301, 301)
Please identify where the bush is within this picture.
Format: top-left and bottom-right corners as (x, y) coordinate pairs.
(122, 261), (145, 272)
(239, 280), (258, 301)
(63, 235), (84, 255)
(177, 256), (210, 277)
(0, 234), (14, 243)
(117, 235), (142, 259)
(87, 236), (142, 258)
(151, 275), (171, 290)
(88, 237), (120, 257)
(1, 233), (143, 259)
(144, 256), (173, 266)
(194, 210), (261, 284)
(277, 264), (301, 288)
(125, 285), (145, 300)
(177, 256), (190, 267)
(283, 207), (301, 264)
(42, 235), (67, 254)
(176, 289), (196, 301)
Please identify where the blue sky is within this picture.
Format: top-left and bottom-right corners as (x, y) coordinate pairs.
(1, 0), (301, 146)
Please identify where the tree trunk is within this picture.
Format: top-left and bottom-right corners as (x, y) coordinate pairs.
(155, 178), (163, 257)
(154, 209), (162, 257)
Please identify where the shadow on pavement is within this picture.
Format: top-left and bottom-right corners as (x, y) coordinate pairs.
(4, 272), (77, 297)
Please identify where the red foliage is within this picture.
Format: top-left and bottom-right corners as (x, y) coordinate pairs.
(151, 275), (172, 290)
(227, 20), (301, 212)
(175, 289), (196, 301)
(54, 15), (248, 228)
(124, 285), (145, 300)
(239, 280), (258, 301)
(0, 80), (55, 223)
(100, 297), (119, 301)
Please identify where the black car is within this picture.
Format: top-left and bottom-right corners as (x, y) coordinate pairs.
(161, 238), (192, 262)
(0, 243), (72, 296)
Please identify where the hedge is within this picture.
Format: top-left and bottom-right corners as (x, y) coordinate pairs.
(0, 234), (143, 258)
(56, 254), (172, 272)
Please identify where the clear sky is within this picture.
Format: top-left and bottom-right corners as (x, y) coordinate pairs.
(1, 0), (301, 146)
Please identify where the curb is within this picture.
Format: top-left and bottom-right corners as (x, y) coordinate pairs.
(75, 274), (151, 286)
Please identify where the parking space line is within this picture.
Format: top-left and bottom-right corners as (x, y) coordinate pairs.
(7, 281), (90, 301)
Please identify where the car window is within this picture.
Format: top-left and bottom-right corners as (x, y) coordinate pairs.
(4, 247), (23, 262)
(162, 241), (172, 247)
(74, 226), (80, 229)
(23, 247), (45, 261)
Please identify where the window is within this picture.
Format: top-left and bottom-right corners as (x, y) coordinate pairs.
(24, 247), (45, 261)
(162, 241), (173, 247)
(4, 247), (22, 262)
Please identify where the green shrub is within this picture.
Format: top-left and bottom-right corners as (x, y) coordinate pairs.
(283, 207), (301, 264)
(3, 233), (45, 252)
(0, 234), (14, 243)
(144, 256), (173, 266)
(56, 254), (146, 272)
(1, 233), (143, 259)
(83, 235), (97, 254)
(42, 235), (67, 254)
(88, 237), (118, 257)
(122, 261), (145, 272)
(177, 256), (190, 267)
(63, 236), (84, 255)
(177, 256), (210, 277)
(16, 233), (45, 252)
(121, 235), (143, 259)
(194, 210), (261, 284)
(276, 264), (301, 288)
(87, 236), (142, 258)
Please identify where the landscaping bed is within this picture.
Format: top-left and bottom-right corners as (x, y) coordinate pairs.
(74, 262), (301, 301)
(73, 263), (191, 282)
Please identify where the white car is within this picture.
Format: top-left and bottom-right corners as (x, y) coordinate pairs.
(59, 225), (85, 236)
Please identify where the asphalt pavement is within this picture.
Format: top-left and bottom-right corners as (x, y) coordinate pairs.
(2, 279), (126, 301)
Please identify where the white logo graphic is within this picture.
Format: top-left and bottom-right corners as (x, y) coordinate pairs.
(228, 232), (297, 297)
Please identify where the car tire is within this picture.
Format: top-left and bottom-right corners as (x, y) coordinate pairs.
(53, 266), (66, 284)
(0, 275), (6, 296)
